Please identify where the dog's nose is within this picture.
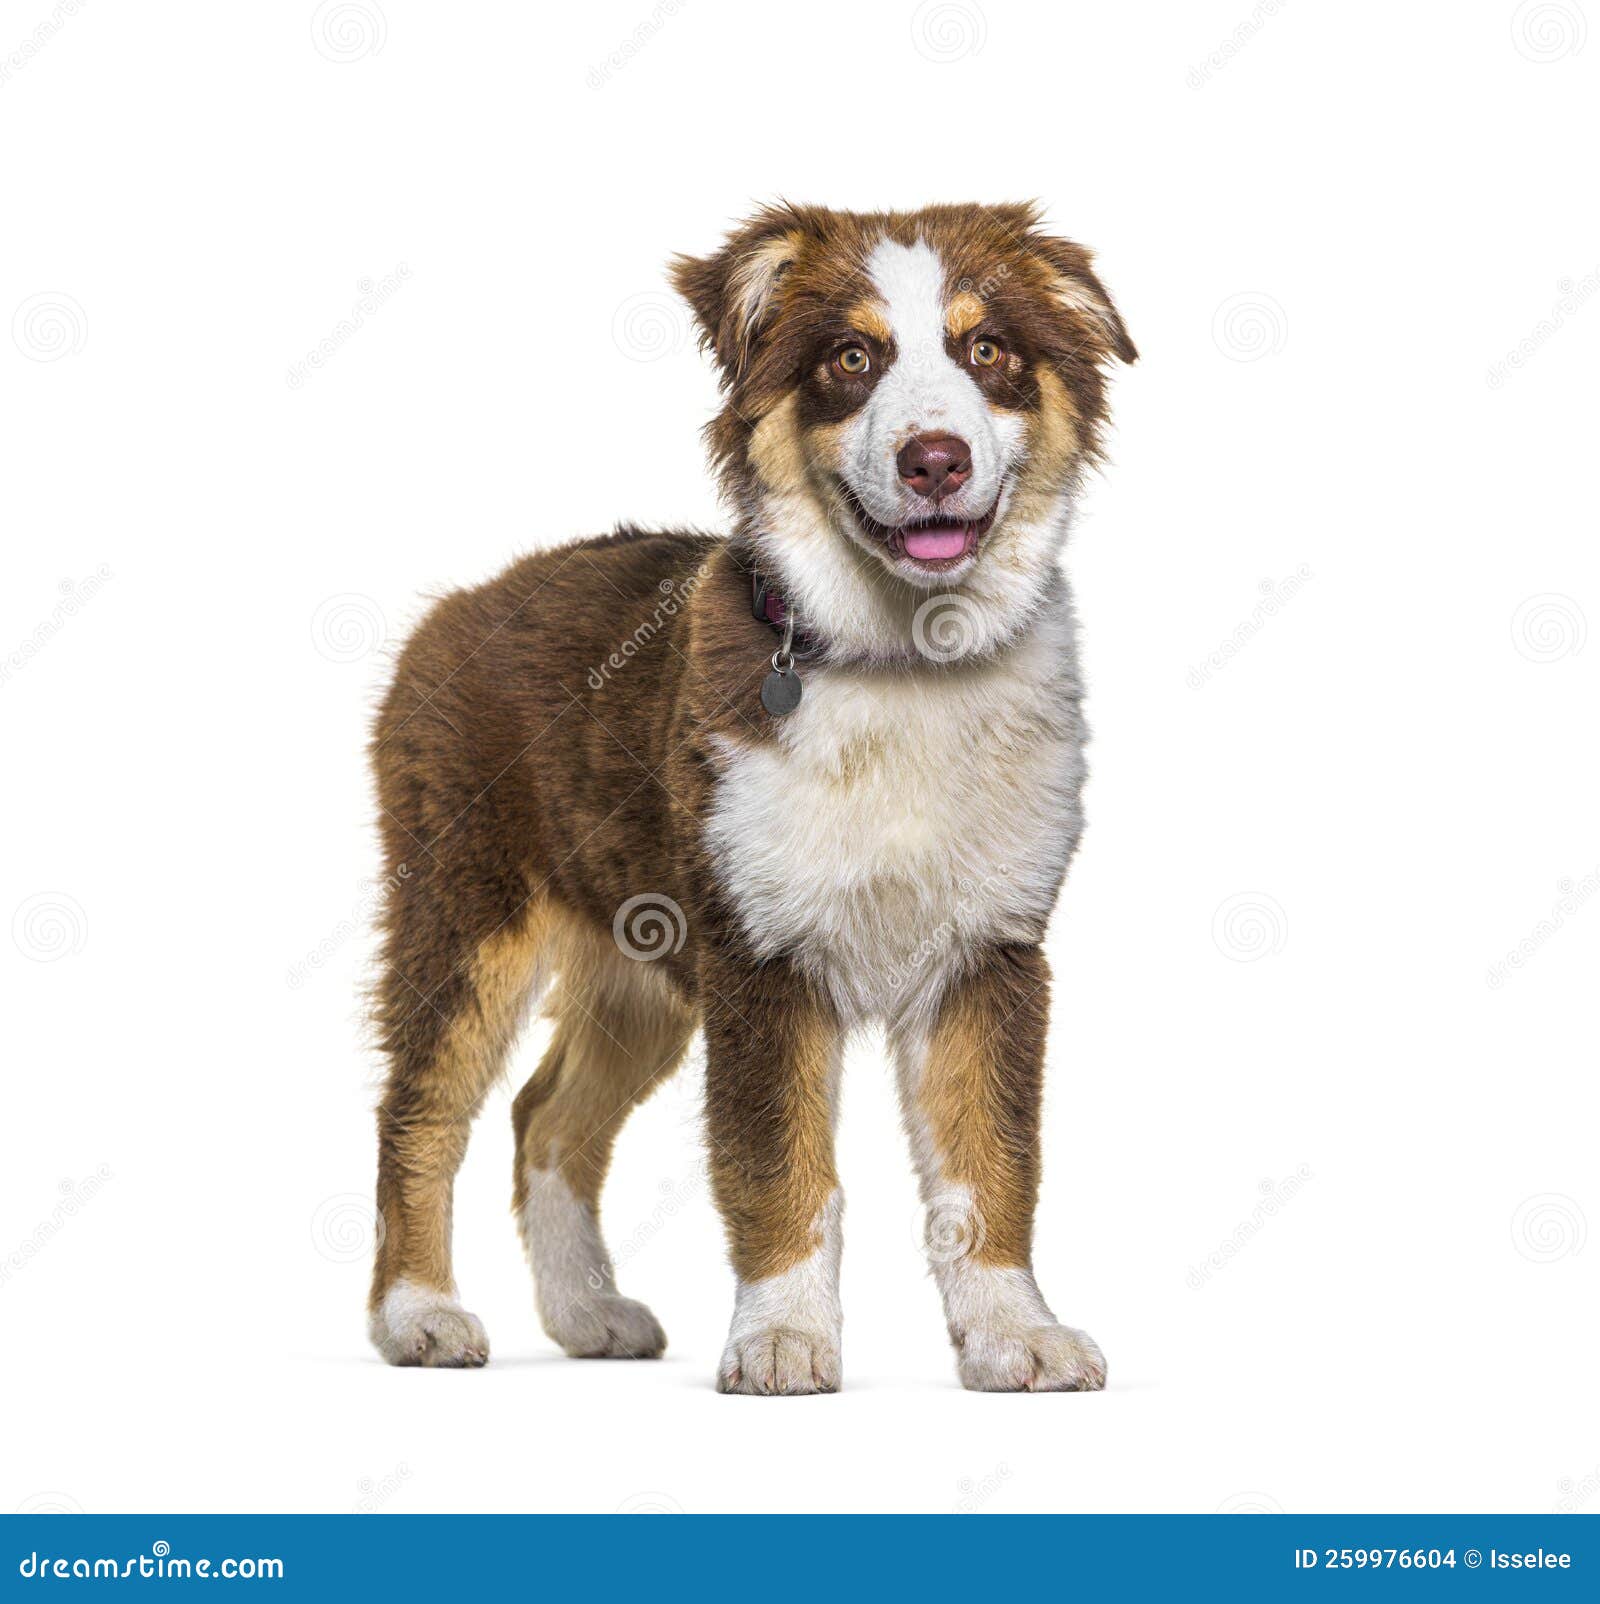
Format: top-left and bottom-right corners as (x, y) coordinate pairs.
(896, 433), (972, 501)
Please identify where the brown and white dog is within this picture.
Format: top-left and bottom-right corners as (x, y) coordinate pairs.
(366, 203), (1135, 1392)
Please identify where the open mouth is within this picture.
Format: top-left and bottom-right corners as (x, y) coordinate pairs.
(843, 490), (997, 573)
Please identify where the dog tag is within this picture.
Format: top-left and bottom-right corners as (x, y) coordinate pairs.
(760, 665), (802, 716)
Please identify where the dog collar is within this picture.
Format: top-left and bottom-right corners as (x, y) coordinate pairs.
(748, 567), (821, 717)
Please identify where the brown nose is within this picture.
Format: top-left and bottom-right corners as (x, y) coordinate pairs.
(896, 432), (972, 500)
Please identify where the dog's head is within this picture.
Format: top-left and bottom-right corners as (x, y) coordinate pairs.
(672, 202), (1134, 658)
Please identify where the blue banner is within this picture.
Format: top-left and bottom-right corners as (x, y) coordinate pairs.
(3, 1515), (1595, 1599)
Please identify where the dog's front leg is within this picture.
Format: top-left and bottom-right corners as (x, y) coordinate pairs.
(703, 957), (843, 1395)
(891, 944), (1106, 1393)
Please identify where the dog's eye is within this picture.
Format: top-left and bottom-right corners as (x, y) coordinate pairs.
(835, 345), (871, 376)
(970, 337), (1005, 368)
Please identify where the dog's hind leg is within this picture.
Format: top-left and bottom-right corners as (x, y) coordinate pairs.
(368, 879), (551, 1368)
(512, 932), (696, 1358)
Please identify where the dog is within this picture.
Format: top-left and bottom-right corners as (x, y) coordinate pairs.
(366, 202), (1135, 1392)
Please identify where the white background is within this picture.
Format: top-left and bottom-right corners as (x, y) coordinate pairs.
(3, 0), (1596, 1517)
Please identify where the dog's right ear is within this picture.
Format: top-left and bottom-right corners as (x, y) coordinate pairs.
(670, 208), (808, 386)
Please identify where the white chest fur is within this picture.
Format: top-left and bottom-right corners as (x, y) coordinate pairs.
(704, 594), (1088, 1024)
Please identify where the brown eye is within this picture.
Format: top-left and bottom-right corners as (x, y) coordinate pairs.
(835, 345), (871, 376)
(970, 337), (1005, 368)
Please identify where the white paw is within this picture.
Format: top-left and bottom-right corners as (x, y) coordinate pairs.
(957, 1322), (1105, 1393)
(370, 1280), (489, 1368)
(544, 1293), (666, 1359)
(718, 1326), (841, 1395)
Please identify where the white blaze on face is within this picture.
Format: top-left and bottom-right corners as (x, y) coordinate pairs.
(842, 237), (1024, 528)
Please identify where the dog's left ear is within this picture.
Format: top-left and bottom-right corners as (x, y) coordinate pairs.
(1014, 215), (1138, 366)
(670, 207), (809, 385)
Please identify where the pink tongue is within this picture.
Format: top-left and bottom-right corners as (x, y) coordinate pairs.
(903, 525), (970, 562)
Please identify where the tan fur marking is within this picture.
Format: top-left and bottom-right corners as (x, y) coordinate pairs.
(372, 905), (550, 1302)
(511, 909), (696, 1214)
(706, 983), (840, 1282)
(946, 290), (986, 339)
(914, 953), (1049, 1269)
(847, 299), (893, 345)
